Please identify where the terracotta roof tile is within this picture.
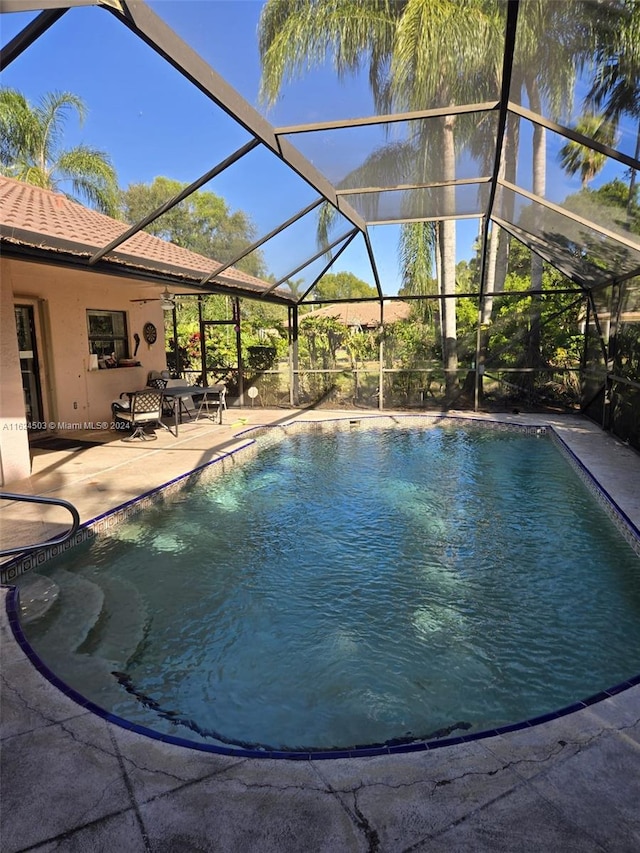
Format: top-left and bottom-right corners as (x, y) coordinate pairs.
(306, 300), (411, 327)
(0, 176), (291, 300)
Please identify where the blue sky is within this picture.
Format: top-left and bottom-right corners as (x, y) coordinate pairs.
(0, 1), (486, 294)
(1, 1), (633, 295)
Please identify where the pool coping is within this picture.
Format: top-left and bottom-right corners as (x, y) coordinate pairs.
(3, 413), (640, 760)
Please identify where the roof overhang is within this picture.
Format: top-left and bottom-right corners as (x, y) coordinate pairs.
(0, 232), (297, 306)
(2, 0), (639, 300)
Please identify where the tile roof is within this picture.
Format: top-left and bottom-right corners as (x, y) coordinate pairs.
(0, 176), (292, 302)
(304, 300), (411, 327)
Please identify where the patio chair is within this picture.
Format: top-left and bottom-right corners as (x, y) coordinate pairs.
(146, 374), (175, 416)
(165, 378), (198, 419)
(195, 384), (226, 424)
(146, 369), (169, 385)
(146, 377), (167, 391)
(111, 391), (131, 418)
(114, 389), (168, 441)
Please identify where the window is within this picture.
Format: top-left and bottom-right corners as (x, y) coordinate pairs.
(87, 309), (129, 361)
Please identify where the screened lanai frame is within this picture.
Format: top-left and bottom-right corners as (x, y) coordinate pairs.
(1, 0), (639, 442)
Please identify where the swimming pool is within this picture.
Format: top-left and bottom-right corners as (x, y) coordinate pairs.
(13, 421), (640, 756)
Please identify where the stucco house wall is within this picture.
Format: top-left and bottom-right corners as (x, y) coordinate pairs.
(0, 263), (30, 483)
(0, 176), (288, 487)
(1, 256), (168, 485)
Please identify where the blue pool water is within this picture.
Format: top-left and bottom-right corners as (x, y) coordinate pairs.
(17, 425), (640, 752)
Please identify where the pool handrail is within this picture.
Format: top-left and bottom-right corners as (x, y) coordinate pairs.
(0, 492), (80, 557)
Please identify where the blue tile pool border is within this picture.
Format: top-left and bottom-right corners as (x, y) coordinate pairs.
(0, 436), (260, 584)
(2, 413), (639, 760)
(5, 582), (639, 761)
(548, 429), (640, 555)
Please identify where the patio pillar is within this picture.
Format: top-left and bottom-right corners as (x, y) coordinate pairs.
(289, 304), (299, 406)
(0, 274), (30, 482)
(474, 303), (483, 413)
(378, 300), (384, 410)
(603, 282), (623, 432)
(171, 304), (181, 377)
(234, 297), (244, 406)
(198, 296), (207, 386)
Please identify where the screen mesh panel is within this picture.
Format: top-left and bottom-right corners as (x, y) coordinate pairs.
(342, 183), (489, 223)
(281, 111), (498, 189)
(495, 187), (640, 289)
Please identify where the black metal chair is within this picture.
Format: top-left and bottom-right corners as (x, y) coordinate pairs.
(114, 389), (168, 441)
(147, 376), (176, 417)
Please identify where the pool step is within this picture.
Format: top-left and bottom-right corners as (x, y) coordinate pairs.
(52, 651), (128, 709)
(17, 568), (146, 711)
(17, 572), (60, 625)
(77, 571), (149, 667)
(32, 569), (105, 654)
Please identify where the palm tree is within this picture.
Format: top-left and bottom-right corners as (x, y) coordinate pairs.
(0, 88), (118, 215)
(399, 221), (438, 323)
(508, 0), (600, 374)
(585, 0), (640, 218)
(390, 3), (503, 397)
(474, 2), (593, 338)
(259, 0), (503, 400)
(284, 277), (306, 300)
(558, 113), (617, 188)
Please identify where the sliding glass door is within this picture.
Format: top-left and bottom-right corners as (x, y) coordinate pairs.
(15, 304), (44, 430)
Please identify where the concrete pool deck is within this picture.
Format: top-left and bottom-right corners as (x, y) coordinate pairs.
(1, 409), (639, 851)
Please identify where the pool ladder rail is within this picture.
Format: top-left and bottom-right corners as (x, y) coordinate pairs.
(0, 492), (80, 557)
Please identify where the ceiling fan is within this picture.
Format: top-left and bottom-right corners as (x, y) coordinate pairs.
(130, 287), (176, 311)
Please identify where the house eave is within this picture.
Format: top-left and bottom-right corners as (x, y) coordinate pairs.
(0, 232), (296, 306)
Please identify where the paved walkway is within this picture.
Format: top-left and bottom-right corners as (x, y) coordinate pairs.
(1, 409), (639, 851)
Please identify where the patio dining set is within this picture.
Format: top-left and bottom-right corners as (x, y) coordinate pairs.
(112, 371), (226, 440)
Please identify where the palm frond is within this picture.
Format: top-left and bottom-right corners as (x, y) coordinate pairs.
(0, 88), (118, 212)
(56, 144), (119, 215)
(0, 88), (40, 167)
(32, 91), (86, 173)
(391, 0), (502, 111)
(258, 0), (398, 108)
(557, 113), (617, 188)
(399, 221), (437, 321)
(12, 163), (50, 188)
(317, 200), (338, 249)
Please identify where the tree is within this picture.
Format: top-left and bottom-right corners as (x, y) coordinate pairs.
(479, 237), (584, 408)
(473, 3), (597, 338)
(284, 277), (305, 300)
(299, 314), (345, 380)
(558, 113), (617, 188)
(561, 178), (640, 241)
(312, 271), (377, 301)
(259, 0), (503, 401)
(398, 222), (437, 323)
(585, 0), (640, 217)
(121, 177), (265, 276)
(508, 1), (600, 373)
(590, 179), (639, 234)
(0, 88), (118, 215)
